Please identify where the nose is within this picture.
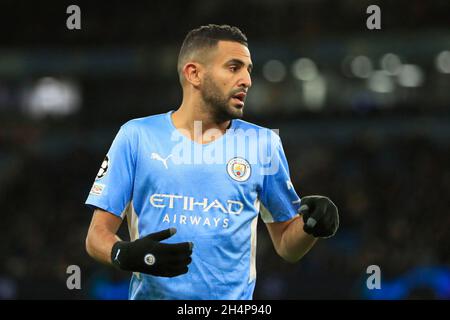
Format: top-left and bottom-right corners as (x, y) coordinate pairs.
(238, 71), (252, 89)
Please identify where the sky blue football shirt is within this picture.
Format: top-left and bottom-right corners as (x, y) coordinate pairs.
(85, 110), (301, 300)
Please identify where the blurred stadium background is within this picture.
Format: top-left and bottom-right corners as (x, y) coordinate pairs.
(0, 0), (449, 299)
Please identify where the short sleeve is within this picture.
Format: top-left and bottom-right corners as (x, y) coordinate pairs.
(259, 134), (301, 223)
(85, 125), (136, 218)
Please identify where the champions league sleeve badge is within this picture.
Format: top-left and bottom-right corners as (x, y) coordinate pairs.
(96, 155), (109, 180)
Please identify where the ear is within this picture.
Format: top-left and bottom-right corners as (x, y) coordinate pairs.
(183, 62), (203, 87)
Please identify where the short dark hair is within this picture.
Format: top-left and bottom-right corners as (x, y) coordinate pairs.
(177, 24), (248, 83)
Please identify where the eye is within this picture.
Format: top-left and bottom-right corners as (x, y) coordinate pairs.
(229, 65), (238, 72)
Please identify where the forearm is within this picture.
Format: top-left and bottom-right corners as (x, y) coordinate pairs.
(279, 215), (318, 263)
(86, 223), (122, 265)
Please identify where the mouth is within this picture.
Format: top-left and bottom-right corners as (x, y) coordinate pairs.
(231, 92), (247, 107)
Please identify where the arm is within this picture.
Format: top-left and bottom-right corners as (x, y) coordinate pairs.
(85, 208), (123, 265)
(265, 195), (339, 263)
(266, 215), (318, 263)
(85, 208), (193, 277)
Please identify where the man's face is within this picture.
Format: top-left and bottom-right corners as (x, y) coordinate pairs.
(200, 41), (253, 121)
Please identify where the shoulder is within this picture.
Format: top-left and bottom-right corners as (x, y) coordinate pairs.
(232, 119), (281, 144)
(232, 118), (269, 131)
(121, 113), (168, 130)
(119, 112), (169, 136)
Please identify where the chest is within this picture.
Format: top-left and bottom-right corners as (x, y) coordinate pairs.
(133, 133), (262, 197)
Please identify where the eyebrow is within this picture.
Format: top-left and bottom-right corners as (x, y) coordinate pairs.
(226, 59), (253, 72)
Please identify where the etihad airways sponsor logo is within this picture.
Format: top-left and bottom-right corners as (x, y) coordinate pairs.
(162, 214), (229, 229)
(150, 193), (244, 215)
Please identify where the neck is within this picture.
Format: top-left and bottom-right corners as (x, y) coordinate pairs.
(172, 99), (231, 144)
(172, 99), (231, 142)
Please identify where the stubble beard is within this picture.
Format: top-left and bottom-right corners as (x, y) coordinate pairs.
(200, 74), (244, 123)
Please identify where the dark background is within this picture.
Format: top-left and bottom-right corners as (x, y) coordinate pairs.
(0, 0), (449, 299)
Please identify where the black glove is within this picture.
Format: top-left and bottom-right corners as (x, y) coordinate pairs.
(111, 227), (193, 277)
(299, 195), (339, 238)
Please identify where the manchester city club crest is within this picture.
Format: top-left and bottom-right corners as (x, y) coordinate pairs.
(227, 157), (251, 182)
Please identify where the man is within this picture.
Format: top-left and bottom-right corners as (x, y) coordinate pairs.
(85, 24), (339, 300)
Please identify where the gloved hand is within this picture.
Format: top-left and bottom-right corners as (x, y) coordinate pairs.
(111, 227), (193, 277)
(299, 195), (339, 238)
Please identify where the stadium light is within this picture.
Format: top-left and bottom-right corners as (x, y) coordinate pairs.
(435, 51), (450, 74)
(302, 75), (326, 111)
(350, 56), (373, 79)
(397, 64), (424, 87)
(22, 77), (81, 118)
(291, 58), (318, 81)
(368, 70), (394, 93)
(380, 53), (402, 76)
(262, 60), (286, 83)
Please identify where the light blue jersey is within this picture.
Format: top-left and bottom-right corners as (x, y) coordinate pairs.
(85, 110), (301, 300)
